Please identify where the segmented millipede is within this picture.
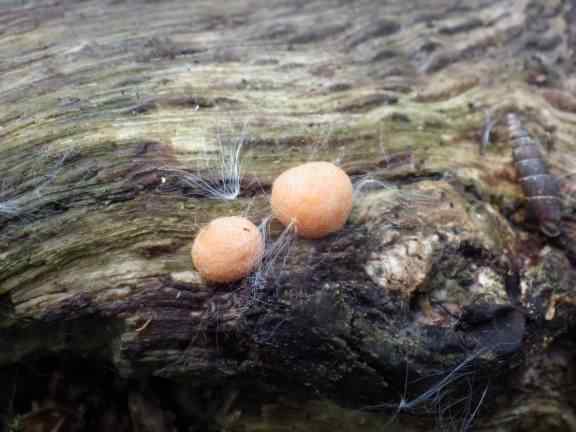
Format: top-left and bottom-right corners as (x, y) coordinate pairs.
(506, 113), (562, 237)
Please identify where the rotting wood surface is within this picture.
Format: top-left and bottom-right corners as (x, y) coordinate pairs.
(2, 0), (576, 431)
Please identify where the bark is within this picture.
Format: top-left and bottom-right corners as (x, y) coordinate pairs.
(2, 0), (576, 430)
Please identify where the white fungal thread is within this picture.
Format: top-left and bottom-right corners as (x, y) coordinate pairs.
(248, 217), (296, 302)
(0, 200), (20, 217)
(307, 120), (336, 162)
(395, 347), (485, 411)
(479, 110), (497, 155)
(0, 178), (20, 217)
(32, 148), (71, 198)
(0, 148), (72, 219)
(363, 344), (507, 431)
(163, 120), (247, 200)
(352, 176), (395, 198)
(459, 384), (489, 432)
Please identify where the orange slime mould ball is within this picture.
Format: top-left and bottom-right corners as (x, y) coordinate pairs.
(191, 216), (264, 283)
(271, 161), (353, 239)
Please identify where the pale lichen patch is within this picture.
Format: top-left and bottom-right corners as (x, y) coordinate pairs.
(365, 235), (435, 297)
(170, 271), (202, 285)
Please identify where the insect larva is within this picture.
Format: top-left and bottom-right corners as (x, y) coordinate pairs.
(506, 113), (562, 237)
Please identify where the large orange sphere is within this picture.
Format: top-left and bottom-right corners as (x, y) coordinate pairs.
(191, 216), (264, 283)
(271, 161), (353, 239)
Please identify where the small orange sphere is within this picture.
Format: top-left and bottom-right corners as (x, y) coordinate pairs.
(191, 216), (264, 283)
(271, 161), (353, 239)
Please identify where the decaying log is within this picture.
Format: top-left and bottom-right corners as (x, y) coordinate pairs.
(2, 0), (576, 430)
